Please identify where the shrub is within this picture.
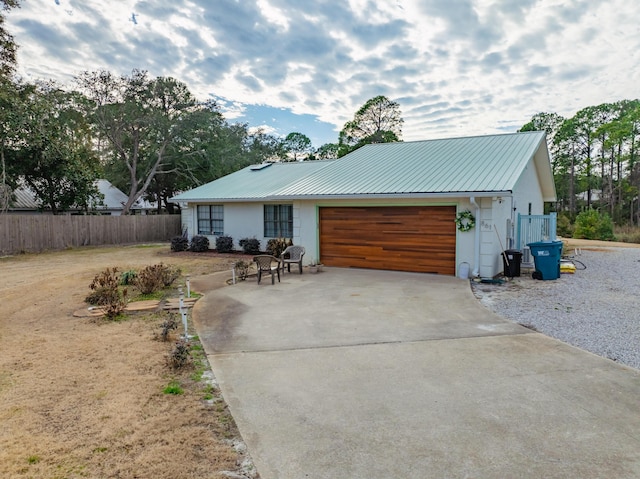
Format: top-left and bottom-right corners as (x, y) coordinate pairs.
(167, 339), (192, 369)
(133, 263), (180, 294)
(155, 312), (179, 342)
(120, 269), (137, 286)
(215, 235), (234, 253)
(573, 209), (615, 241)
(266, 237), (292, 258)
(556, 212), (574, 238)
(134, 264), (164, 294)
(160, 264), (181, 287)
(234, 260), (250, 281)
(189, 235), (210, 252)
(86, 267), (128, 319)
(171, 236), (189, 252)
(239, 237), (261, 255)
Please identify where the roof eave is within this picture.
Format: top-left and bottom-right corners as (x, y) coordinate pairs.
(174, 191), (514, 204)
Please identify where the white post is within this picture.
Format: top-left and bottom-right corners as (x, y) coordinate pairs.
(186, 274), (191, 298)
(179, 288), (188, 338)
(232, 266), (236, 285)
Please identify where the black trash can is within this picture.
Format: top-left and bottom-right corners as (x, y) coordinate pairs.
(502, 249), (523, 277)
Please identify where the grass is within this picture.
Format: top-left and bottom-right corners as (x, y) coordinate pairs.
(613, 225), (640, 243)
(163, 380), (184, 395)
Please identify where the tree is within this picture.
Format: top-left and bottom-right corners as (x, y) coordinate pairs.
(0, 0), (20, 211)
(77, 70), (209, 214)
(281, 132), (312, 161)
(13, 82), (101, 213)
(315, 143), (339, 160)
(0, 0), (19, 79)
(338, 95), (403, 157)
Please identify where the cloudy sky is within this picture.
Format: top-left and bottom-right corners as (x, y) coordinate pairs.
(6, 0), (640, 148)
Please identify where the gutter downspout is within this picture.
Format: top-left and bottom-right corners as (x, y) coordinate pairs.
(470, 196), (481, 278)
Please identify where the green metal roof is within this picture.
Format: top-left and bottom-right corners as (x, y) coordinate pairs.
(171, 132), (556, 203)
(171, 160), (334, 201)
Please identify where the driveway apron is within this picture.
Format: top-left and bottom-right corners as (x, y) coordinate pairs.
(192, 268), (640, 479)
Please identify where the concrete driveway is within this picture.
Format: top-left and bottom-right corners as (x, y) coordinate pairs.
(192, 268), (640, 479)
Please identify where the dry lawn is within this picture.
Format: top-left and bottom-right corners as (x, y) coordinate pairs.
(0, 244), (252, 479)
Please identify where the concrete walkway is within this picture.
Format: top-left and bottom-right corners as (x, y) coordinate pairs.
(192, 268), (640, 479)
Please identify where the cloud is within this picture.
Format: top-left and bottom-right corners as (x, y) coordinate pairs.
(5, 0), (640, 147)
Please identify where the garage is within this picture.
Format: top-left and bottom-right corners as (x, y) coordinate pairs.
(319, 206), (457, 275)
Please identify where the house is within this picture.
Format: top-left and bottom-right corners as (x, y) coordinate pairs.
(7, 179), (154, 215)
(171, 131), (556, 278)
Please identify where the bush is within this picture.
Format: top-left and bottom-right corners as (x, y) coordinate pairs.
(86, 267), (128, 319)
(135, 264), (164, 294)
(134, 263), (181, 294)
(167, 339), (192, 369)
(155, 312), (179, 342)
(556, 212), (574, 238)
(171, 236), (189, 252)
(573, 209), (616, 241)
(239, 237), (261, 255)
(189, 235), (210, 252)
(160, 264), (181, 287)
(266, 237), (292, 258)
(234, 260), (250, 280)
(215, 235), (234, 253)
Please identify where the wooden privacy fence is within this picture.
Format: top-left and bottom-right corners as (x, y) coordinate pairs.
(0, 215), (181, 255)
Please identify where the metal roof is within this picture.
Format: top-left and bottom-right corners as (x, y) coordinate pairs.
(171, 161), (335, 202)
(9, 179), (151, 211)
(171, 132), (555, 203)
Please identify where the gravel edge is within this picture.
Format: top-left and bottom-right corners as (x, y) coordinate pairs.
(471, 246), (640, 370)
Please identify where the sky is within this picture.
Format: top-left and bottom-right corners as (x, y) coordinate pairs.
(5, 0), (640, 148)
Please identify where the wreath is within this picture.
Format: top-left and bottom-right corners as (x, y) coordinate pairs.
(455, 210), (475, 232)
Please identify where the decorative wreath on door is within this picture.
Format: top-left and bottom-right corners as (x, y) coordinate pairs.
(455, 210), (476, 232)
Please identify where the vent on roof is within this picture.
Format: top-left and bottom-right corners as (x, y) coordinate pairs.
(250, 163), (273, 171)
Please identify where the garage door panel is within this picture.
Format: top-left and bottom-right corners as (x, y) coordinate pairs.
(319, 206), (456, 275)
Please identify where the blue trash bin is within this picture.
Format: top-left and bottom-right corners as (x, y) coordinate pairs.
(527, 240), (563, 280)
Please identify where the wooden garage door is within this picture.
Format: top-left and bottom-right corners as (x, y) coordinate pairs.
(319, 206), (456, 275)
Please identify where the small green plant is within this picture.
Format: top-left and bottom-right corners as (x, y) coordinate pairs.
(266, 237), (292, 258)
(120, 269), (137, 286)
(27, 455), (40, 464)
(86, 267), (128, 319)
(239, 237), (261, 255)
(190, 235), (210, 252)
(163, 380), (184, 395)
(170, 235), (189, 252)
(203, 384), (215, 400)
(167, 339), (192, 369)
(215, 235), (234, 253)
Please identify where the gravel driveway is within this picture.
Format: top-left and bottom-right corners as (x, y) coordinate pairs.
(472, 245), (640, 370)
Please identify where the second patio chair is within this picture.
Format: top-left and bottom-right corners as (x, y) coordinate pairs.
(281, 245), (305, 274)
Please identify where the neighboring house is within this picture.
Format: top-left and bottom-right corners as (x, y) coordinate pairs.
(7, 179), (154, 215)
(171, 131), (556, 278)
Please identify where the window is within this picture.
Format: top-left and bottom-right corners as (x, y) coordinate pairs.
(264, 204), (293, 238)
(197, 205), (224, 235)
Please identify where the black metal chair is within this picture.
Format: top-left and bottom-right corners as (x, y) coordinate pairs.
(280, 245), (305, 274)
(253, 255), (281, 284)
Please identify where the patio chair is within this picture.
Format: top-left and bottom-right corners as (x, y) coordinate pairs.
(281, 245), (305, 274)
(253, 255), (281, 284)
